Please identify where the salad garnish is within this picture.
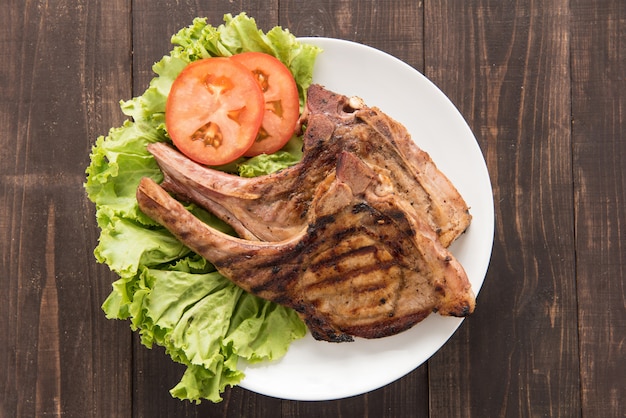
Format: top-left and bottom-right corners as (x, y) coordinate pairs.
(85, 13), (321, 403)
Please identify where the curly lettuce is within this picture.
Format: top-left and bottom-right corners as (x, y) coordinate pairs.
(85, 13), (320, 403)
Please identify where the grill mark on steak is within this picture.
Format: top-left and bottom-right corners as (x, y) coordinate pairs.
(304, 261), (398, 300)
(308, 244), (379, 272)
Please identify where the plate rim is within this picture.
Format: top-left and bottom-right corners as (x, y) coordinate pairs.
(238, 36), (494, 401)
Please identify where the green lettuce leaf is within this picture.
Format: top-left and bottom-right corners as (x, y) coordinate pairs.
(85, 13), (319, 403)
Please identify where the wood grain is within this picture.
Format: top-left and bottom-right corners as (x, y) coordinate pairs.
(0, 0), (133, 417)
(3, 0), (626, 416)
(425, 1), (580, 417)
(281, 0), (424, 72)
(571, 1), (626, 416)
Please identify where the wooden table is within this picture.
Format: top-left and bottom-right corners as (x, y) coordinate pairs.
(2, 1), (625, 417)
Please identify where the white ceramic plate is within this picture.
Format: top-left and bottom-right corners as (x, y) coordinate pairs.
(239, 37), (494, 401)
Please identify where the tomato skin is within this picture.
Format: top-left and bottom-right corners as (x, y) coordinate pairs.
(231, 52), (301, 156)
(165, 57), (265, 166)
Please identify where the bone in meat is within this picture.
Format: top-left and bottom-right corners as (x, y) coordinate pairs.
(149, 84), (471, 246)
(136, 152), (475, 342)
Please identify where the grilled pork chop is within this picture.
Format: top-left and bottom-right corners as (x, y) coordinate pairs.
(136, 152), (475, 342)
(149, 84), (470, 247)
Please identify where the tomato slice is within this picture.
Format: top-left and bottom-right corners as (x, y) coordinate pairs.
(165, 57), (265, 166)
(231, 52), (301, 156)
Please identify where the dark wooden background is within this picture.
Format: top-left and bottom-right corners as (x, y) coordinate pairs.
(2, 0), (625, 417)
